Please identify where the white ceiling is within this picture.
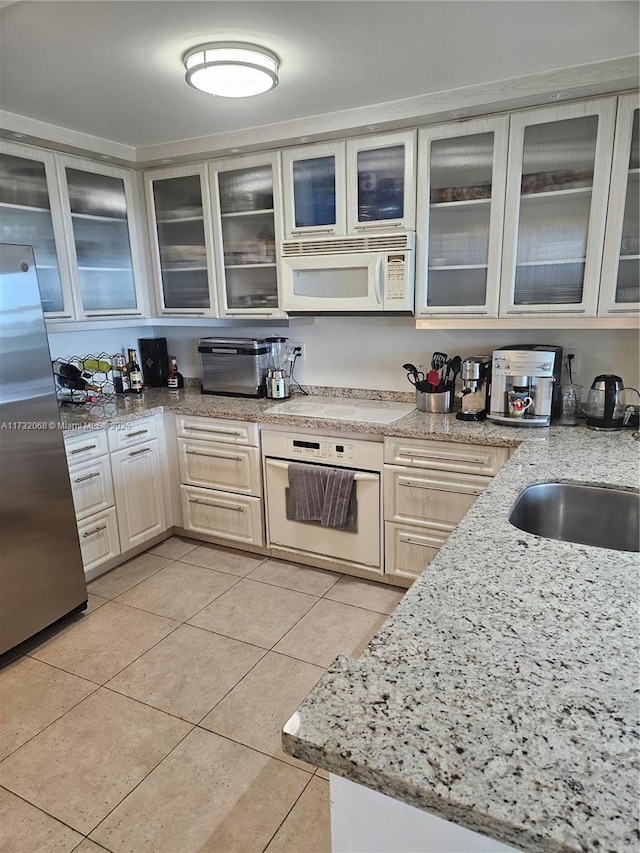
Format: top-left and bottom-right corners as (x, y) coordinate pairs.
(0, 0), (638, 155)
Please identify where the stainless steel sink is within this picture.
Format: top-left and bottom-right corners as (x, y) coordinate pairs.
(509, 482), (640, 552)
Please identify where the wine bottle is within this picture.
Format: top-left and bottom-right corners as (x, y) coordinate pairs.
(112, 352), (129, 394)
(167, 355), (184, 389)
(128, 348), (144, 394)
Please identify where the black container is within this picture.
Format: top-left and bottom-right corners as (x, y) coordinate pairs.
(138, 337), (169, 387)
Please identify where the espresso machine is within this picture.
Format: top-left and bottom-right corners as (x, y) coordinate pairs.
(456, 356), (492, 421)
(488, 345), (563, 427)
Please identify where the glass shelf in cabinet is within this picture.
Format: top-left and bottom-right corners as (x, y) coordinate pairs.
(220, 208), (274, 218)
(71, 211), (128, 223)
(519, 186), (592, 202)
(429, 197), (492, 208)
(0, 201), (52, 214)
(428, 263), (488, 270)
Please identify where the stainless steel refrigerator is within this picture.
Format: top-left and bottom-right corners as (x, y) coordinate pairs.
(0, 243), (87, 655)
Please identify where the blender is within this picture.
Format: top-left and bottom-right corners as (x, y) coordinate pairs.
(265, 337), (291, 399)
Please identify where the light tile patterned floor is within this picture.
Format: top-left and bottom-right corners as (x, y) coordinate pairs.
(0, 538), (404, 853)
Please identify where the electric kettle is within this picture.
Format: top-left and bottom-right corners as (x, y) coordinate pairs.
(585, 374), (625, 430)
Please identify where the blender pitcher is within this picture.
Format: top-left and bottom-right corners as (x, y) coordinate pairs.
(265, 337), (290, 399)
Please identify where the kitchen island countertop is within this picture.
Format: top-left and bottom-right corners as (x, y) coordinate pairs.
(59, 386), (640, 852)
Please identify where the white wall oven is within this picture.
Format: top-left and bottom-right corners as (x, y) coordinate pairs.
(262, 429), (383, 575)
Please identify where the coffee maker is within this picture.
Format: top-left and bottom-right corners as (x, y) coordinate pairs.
(488, 345), (563, 427)
(456, 356), (492, 421)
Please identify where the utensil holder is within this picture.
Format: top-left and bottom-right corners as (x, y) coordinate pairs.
(416, 384), (454, 413)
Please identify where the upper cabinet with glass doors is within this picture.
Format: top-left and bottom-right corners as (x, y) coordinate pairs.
(0, 141), (75, 318)
(415, 116), (509, 316)
(209, 152), (284, 317)
(145, 164), (217, 316)
(57, 155), (147, 317)
(499, 98), (616, 317)
(281, 131), (416, 238)
(598, 93), (640, 316)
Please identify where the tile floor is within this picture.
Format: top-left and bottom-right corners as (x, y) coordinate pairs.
(0, 537), (404, 853)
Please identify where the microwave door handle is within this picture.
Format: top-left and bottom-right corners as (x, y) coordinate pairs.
(373, 256), (384, 305)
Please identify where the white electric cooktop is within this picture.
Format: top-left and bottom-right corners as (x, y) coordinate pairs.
(264, 397), (416, 425)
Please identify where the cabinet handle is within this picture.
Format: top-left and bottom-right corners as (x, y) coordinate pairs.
(70, 444), (97, 454)
(186, 450), (242, 461)
(398, 478), (483, 495)
(290, 227), (335, 235)
(189, 498), (244, 512)
(82, 524), (107, 537)
(125, 429), (149, 438)
(402, 449), (485, 464)
(354, 222), (402, 230)
(74, 472), (101, 483)
(164, 310), (206, 316)
(129, 447), (150, 457)
(399, 534), (442, 547)
(184, 424), (243, 436)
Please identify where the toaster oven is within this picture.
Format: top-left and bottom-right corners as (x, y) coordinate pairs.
(198, 337), (270, 397)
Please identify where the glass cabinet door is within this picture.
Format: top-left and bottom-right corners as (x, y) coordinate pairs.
(0, 144), (73, 317)
(598, 94), (640, 315)
(415, 118), (508, 316)
(210, 153), (283, 315)
(346, 131), (416, 232)
(146, 166), (215, 314)
(500, 98), (617, 316)
(281, 142), (346, 237)
(61, 160), (142, 315)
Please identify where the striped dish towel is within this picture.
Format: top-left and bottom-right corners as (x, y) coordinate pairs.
(287, 464), (356, 529)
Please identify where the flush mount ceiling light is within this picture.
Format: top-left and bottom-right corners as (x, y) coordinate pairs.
(183, 42), (279, 98)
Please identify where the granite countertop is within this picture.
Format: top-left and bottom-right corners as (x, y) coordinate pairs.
(59, 386), (640, 851)
(283, 429), (640, 853)
(58, 385), (527, 447)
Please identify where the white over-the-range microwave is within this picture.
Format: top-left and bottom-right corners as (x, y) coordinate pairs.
(279, 232), (415, 314)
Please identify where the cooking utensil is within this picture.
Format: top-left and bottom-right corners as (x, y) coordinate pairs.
(402, 363), (425, 386)
(449, 355), (462, 384)
(426, 368), (441, 390)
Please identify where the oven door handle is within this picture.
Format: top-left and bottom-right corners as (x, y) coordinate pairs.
(266, 459), (379, 482)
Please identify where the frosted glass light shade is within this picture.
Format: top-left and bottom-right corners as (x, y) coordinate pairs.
(184, 42), (279, 98)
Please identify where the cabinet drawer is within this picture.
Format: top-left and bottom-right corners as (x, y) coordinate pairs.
(64, 429), (109, 463)
(178, 439), (261, 496)
(68, 456), (114, 520)
(384, 465), (489, 532)
(385, 522), (447, 580)
(384, 436), (510, 476)
(180, 484), (264, 547)
(176, 415), (259, 447)
(107, 416), (158, 452)
(77, 507), (120, 575)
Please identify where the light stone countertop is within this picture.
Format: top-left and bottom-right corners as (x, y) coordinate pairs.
(58, 386), (640, 852)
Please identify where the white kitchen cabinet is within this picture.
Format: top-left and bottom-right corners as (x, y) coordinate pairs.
(415, 116), (509, 317)
(209, 152), (285, 317)
(77, 507), (121, 577)
(176, 414), (264, 546)
(598, 93), (640, 316)
(500, 97), (616, 317)
(64, 428), (120, 577)
(0, 140), (75, 318)
(180, 484), (264, 546)
(383, 437), (510, 581)
(56, 154), (149, 318)
(281, 131), (416, 238)
(145, 163), (218, 317)
(111, 439), (167, 551)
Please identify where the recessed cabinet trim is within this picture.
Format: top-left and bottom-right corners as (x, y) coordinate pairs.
(55, 153), (150, 319)
(209, 151), (286, 318)
(499, 97), (617, 318)
(144, 161), (219, 317)
(346, 130), (417, 234)
(415, 116), (509, 318)
(598, 92), (640, 316)
(0, 139), (77, 319)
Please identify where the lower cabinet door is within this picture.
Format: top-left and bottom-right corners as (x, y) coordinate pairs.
(384, 522), (447, 580)
(77, 507), (120, 575)
(68, 455), (114, 520)
(180, 484), (264, 546)
(111, 440), (168, 551)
